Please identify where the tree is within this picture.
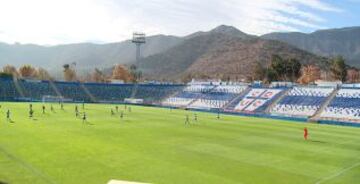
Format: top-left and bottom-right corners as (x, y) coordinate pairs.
(252, 62), (265, 81)
(270, 55), (285, 80)
(330, 56), (347, 82)
(92, 68), (107, 83)
(286, 58), (302, 82)
(63, 64), (77, 81)
(37, 67), (52, 80)
(265, 68), (277, 83)
(2, 65), (19, 77)
(112, 64), (132, 82)
(346, 68), (359, 83)
(297, 65), (321, 84)
(129, 64), (142, 83)
(19, 65), (37, 78)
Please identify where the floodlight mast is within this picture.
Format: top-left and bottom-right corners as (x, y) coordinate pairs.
(132, 32), (146, 63)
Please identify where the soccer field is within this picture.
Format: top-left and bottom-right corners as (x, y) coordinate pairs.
(0, 102), (359, 184)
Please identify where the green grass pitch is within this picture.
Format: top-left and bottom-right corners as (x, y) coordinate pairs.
(0, 102), (359, 184)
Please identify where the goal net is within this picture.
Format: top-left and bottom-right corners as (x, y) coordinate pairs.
(42, 95), (73, 103)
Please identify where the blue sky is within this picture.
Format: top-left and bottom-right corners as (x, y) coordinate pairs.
(0, 0), (359, 45)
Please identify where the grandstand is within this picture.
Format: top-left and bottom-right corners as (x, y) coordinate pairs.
(1, 76), (360, 126)
(188, 85), (248, 110)
(231, 88), (284, 113)
(270, 87), (335, 117)
(321, 88), (360, 122)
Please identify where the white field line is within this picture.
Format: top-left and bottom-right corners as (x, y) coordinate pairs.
(315, 161), (360, 184)
(108, 180), (150, 184)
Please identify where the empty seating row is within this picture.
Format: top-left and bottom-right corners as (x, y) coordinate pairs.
(321, 89), (360, 121)
(188, 85), (248, 109)
(271, 87), (334, 117)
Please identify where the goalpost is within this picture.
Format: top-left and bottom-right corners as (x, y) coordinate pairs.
(42, 95), (73, 103)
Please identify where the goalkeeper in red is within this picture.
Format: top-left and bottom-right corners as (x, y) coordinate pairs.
(304, 127), (308, 140)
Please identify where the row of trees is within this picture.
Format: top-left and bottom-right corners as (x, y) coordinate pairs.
(0, 64), (141, 83)
(63, 64), (141, 83)
(253, 55), (302, 82)
(0, 65), (52, 80)
(252, 55), (354, 84)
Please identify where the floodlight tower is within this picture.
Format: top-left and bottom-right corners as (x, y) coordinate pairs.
(132, 32), (146, 63)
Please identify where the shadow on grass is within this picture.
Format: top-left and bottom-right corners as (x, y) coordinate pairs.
(0, 181), (8, 184)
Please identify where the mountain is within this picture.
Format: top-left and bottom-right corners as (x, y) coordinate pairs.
(262, 27), (360, 66)
(3, 25), (354, 81)
(0, 35), (183, 75)
(139, 28), (327, 81)
(185, 25), (254, 39)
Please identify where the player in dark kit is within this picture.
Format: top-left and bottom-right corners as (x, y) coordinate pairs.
(42, 105), (46, 114)
(50, 105), (54, 112)
(304, 127), (309, 140)
(111, 109), (115, 116)
(82, 112), (87, 124)
(29, 109), (34, 119)
(115, 106), (119, 112)
(6, 109), (11, 122)
(194, 113), (198, 122)
(185, 115), (190, 125)
(120, 111), (124, 119)
(75, 105), (79, 117)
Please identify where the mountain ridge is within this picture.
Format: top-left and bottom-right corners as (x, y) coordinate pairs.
(1, 25), (359, 80)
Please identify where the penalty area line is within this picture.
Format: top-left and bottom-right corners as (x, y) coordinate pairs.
(315, 161), (360, 184)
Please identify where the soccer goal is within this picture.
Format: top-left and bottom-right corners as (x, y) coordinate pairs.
(42, 95), (73, 103)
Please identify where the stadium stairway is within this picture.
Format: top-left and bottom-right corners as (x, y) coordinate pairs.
(80, 83), (98, 103)
(265, 88), (291, 114)
(130, 83), (139, 99)
(186, 85), (218, 108)
(13, 78), (26, 98)
(223, 87), (251, 111)
(161, 88), (184, 105)
(49, 80), (63, 97)
(309, 87), (339, 121)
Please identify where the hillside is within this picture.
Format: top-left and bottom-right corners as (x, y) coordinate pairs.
(3, 25), (356, 81)
(262, 27), (360, 66)
(139, 29), (327, 81)
(0, 35), (183, 73)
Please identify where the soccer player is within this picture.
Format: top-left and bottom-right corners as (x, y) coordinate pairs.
(75, 105), (79, 117)
(60, 103), (64, 110)
(42, 105), (46, 114)
(185, 115), (190, 125)
(50, 105), (54, 112)
(82, 112), (87, 124)
(111, 109), (115, 116)
(120, 111), (124, 119)
(6, 109), (11, 122)
(115, 106), (119, 112)
(194, 113), (198, 122)
(304, 127), (309, 140)
(29, 109), (34, 119)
